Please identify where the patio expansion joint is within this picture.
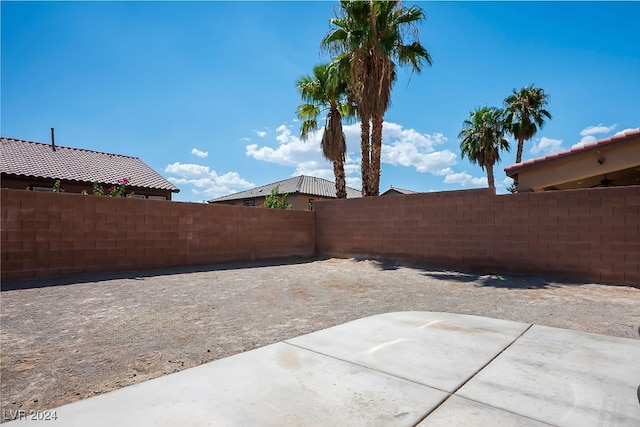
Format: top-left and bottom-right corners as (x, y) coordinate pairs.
(411, 323), (535, 426)
(283, 324), (540, 425)
(282, 340), (449, 393)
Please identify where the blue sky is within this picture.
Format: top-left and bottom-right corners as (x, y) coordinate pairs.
(3, 1), (639, 202)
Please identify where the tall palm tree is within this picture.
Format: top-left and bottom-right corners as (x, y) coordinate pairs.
(458, 106), (510, 189)
(503, 84), (552, 165)
(296, 63), (353, 198)
(323, 0), (432, 196)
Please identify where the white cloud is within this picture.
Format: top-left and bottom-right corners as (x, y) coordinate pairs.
(275, 124), (294, 144)
(246, 124), (347, 183)
(257, 131), (267, 138)
(434, 167), (453, 176)
(383, 144), (457, 173)
(443, 171), (487, 187)
(613, 127), (639, 136)
(381, 122), (456, 173)
(164, 162), (254, 199)
(246, 121), (457, 188)
(346, 176), (362, 190)
(246, 126), (320, 168)
(165, 162), (211, 178)
(572, 135), (596, 148)
(191, 148), (208, 158)
(530, 137), (563, 155)
(216, 171), (252, 187)
(572, 123), (625, 149)
(580, 124), (617, 136)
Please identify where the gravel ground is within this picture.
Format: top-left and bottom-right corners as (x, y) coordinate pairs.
(1, 257), (639, 421)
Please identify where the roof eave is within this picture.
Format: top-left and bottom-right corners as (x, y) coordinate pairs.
(1, 173), (179, 193)
(504, 129), (640, 176)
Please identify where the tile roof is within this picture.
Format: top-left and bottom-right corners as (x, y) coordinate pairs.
(381, 186), (418, 195)
(1, 137), (179, 192)
(504, 128), (640, 176)
(209, 175), (362, 202)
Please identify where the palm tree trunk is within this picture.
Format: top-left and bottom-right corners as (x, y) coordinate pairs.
(370, 113), (384, 196)
(515, 137), (525, 164)
(487, 164), (495, 189)
(513, 137), (525, 189)
(360, 117), (371, 196)
(333, 155), (347, 199)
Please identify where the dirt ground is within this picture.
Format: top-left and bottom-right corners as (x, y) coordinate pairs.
(1, 257), (639, 422)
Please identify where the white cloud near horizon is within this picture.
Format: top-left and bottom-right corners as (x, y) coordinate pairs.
(613, 127), (639, 136)
(164, 162), (254, 199)
(246, 124), (349, 186)
(573, 123), (618, 148)
(572, 135), (596, 148)
(530, 137), (563, 155)
(245, 121), (458, 190)
(191, 148), (208, 158)
(443, 171), (487, 187)
(580, 124), (617, 136)
(381, 122), (457, 173)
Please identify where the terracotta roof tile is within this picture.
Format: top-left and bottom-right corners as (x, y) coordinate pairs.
(504, 128), (640, 176)
(1, 137), (179, 192)
(209, 175), (361, 202)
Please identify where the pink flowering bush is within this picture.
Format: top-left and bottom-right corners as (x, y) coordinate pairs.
(92, 177), (132, 197)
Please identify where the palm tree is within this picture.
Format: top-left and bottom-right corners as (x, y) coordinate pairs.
(323, 0), (432, 196)
(458, 106), (510, 189)
(296, 63), (353, 198)
(503, 84), (552, 165)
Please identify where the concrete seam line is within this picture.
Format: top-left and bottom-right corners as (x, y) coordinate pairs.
(412, 323), (535, 426)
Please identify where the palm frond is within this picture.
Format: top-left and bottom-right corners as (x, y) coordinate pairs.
(299, 119), (319, 142)
(459, 106), (510, 182)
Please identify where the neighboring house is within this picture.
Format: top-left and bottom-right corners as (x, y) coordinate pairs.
(209, 175), (361, 210)
(1, 137), (179, 200)
(504, 128), (640, 192)
(381, 186), (418, 196)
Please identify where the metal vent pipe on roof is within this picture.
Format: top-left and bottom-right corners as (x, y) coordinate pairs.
(50, 127), (56, 151)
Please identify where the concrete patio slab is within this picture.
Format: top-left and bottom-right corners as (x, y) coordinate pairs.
(287, 311), (530, 392)
(5, 311), (639, 426)
(417, 395), (552, 426)
(456, 324), (640, 426)
(4, 341), (446, 426)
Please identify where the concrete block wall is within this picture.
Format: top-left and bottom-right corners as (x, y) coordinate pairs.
(315, 188), (497, 272)
(2, 186), (638, 285)
(493, 187), (639, 285)
(315, 186), (639, 286)
(1, 189), (315, 281)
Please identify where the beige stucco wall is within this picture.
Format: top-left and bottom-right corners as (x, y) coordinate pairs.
(515, 137), (640, 192)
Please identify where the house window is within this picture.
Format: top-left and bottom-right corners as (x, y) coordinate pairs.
(308, 199), (314, 211)
(244, 199), (255, 207)
(148, 195), (167, 201)
(32, 186), (54, 192)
